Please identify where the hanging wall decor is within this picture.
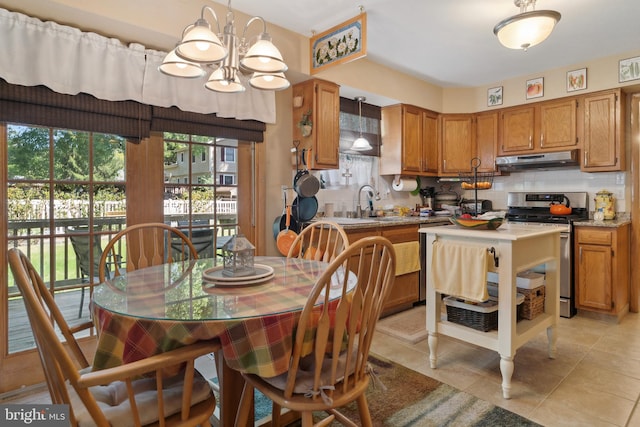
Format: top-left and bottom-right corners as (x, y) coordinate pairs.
(310, 11), (366, 74)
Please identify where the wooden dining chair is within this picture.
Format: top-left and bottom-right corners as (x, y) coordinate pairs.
(99, 222), (199, 282)
(236, 236), (396, 427)
(286, 220), (349, 262)
(8, 248), (218, 427)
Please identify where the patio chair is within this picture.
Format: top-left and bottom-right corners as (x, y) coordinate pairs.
(68, 227), (119, 318)
(8, 248), (218, 427)
(286, 220), (349, 262)
(235, 236), (396, 427)
(99, 222), (199, 283)
(174, 228), (215, 259)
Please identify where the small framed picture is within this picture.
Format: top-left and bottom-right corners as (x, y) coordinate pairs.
(567, 68), (587, 92)
(487, 86), (503, 107)
(619, 56), (640, 83)
(526, 77), (544, 99)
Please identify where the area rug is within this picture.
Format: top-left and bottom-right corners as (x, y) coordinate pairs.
(375, 305), (429, 344)
(225, 355), (540, 427)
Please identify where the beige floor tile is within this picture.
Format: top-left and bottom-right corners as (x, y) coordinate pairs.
(529, 398), (621, 427)
(540, 379), (635, 426)
(562, 360), (640, 400)
(371, 306), (640, 426)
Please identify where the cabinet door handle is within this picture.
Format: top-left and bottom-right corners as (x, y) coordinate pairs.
(528, 135), (532, 149)
(579, 247), (582, 262)
(540, 133), (544, 147)
(584, 151), (588, 166)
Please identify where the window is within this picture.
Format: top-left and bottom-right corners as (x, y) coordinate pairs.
(163, 134), (239, 259)
(338, 97), (381, 156)
(5, 123), (126, 352)
(219, 174), (235, 185)
(221, 147), (236, 163)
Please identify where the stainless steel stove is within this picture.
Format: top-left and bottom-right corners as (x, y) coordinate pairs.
(506, 192), (589, 318)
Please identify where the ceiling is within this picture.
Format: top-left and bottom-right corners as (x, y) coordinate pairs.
(1, 0), (639, 107)
(221, 0), (640, 101)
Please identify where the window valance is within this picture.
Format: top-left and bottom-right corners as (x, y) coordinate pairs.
(0, 8), (276, 124)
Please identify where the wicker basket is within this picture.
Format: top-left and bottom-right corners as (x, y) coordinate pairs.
(518, 285), (545, 320)
(445, 296), (498, 332)
(459, 171), (494, 190)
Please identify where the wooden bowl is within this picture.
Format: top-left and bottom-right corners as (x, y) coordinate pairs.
(449, 217), (504, 230)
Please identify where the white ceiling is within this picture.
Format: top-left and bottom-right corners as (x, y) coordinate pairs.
(1, 0), (639, 107)
(222, 0), (640, 90)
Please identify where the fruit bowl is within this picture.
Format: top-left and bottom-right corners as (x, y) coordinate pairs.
(449, 216), (504, 230)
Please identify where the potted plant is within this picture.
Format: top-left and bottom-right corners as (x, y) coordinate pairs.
(298, 110), (312, 137)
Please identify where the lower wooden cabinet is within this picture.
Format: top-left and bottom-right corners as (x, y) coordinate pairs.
(346, 224), (420, 317)
(574, 224), (630, 319)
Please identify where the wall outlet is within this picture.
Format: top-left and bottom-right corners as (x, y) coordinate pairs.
(616, 173), (625, 185)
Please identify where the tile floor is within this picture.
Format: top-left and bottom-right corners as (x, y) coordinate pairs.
(370, 307), (640, 427)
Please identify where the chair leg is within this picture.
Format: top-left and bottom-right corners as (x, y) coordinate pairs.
(300, 411), (315, 427)
(234, 382), (254, 427)
(356, 395), (373, 427)
(78, 286), (85, 318)
(271, 402), (282, 426)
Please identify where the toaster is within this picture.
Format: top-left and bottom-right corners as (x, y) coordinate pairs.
(460, 199), (493, 215)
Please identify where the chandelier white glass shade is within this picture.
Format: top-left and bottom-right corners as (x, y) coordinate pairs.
(160, 1), (289, 93)
(493, 0), (561, 51)
(351, 96), (372, 151)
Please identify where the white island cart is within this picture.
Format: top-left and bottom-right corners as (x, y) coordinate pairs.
(421, 223), (560, 399)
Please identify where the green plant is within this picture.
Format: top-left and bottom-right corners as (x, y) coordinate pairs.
(298, 110), (312, 128)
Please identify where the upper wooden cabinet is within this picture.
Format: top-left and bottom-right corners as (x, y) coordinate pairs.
(380, 104), (439, 176)
(439, 114), (475, 175)
(579, 89), (626, 172)
(498, 98), (578, 155)
(292, 79), (340, 170)
(475, 111), (499, 173)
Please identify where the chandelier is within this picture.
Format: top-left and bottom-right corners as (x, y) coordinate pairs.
(159, 0), (290, 93)
(493, 0), (561, 51)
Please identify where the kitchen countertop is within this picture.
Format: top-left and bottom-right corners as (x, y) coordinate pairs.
(318, 216), (452, 230)
(419, 222), (562, 240)
(573, 213), (631, 228)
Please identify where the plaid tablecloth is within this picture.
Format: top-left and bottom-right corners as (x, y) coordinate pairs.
(92, 257), (342, 378)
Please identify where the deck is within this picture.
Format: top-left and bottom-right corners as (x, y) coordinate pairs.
(8, 288), (94, 354)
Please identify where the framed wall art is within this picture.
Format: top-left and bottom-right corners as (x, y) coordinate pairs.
(487, 86), (503, 106)
(567, 68), (587, 92)
(619, 56), (640, 83)
(526, 77), (544, 99)
(310, 13), (367, 75)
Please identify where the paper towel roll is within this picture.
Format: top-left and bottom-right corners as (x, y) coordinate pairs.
(392, 178), (418, 192)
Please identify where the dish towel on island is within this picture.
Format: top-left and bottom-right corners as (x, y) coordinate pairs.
(431, 241), (489, 302)
(393, 241), (421, 276)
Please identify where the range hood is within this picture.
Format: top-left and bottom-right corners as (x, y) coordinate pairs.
(496, 150), (579, 171)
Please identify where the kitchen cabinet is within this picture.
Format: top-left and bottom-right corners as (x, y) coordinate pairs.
(380, 224), (420, 316)
(475, 111), (499, 172)
(579, 89), (626, 172)
(575, 224), (630, 320)
(439, 114), (475, 175)
(380, 104), (439, 176)
(498, 98), (577, 155)
(292, 78), (340, 169)
(345, 224), (420, 317)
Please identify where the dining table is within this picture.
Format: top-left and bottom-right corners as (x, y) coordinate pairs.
(91, 255), (351, 426)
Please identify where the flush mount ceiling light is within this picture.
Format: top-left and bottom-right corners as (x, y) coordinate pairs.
(493, 0), (561, 51)
(351, 96), (372, 151)
(159, 0), (290, 92)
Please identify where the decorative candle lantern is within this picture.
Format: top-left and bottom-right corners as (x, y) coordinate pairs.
(222, 233), (255, 277)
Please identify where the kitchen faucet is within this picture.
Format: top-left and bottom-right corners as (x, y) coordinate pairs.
(356, 184), (381, 218)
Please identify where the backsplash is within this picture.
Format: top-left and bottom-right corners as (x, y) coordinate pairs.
(311, 157), (629, 216)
